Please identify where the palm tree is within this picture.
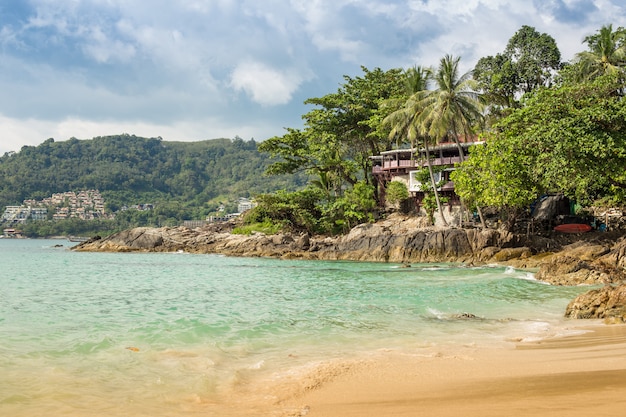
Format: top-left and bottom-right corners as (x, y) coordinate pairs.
(383, 66), (431, 150)
(575, 24), (626, 80)
(383, 66), (450, 226)
(415, 54), (485, 227)
(416, 55), (483, 159)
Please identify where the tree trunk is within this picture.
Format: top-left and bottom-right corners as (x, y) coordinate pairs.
(424, 140), (448, 227)
(451, 127), (487, 229)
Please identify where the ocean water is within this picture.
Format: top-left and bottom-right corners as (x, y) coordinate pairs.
(0, 238), (594, 416)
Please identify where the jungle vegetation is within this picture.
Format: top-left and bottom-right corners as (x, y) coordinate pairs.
(249, 24), (626, 233)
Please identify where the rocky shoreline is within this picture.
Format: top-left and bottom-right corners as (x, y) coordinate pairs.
(73, 214), (626, 322)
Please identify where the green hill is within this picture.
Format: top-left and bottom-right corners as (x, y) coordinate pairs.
(0, 134), (306, 218)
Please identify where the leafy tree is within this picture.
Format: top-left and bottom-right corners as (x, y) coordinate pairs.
(451, 132), (540, 229)
(382, 65), (450, 225)
(474, 25), (561, 114)
(415, 54), (486, 226)
(410, 55), (485, 226)
(385, 180), (409, 209)
(244, 188), (325, 234)
(452, 74), (626, 229)
(324, 181), (376, 233)
(504, 25), (562, 93)
(260, 67), (405, 201)
(416, 55), (484, 159)
(472, 54), (518, 110)
(383, 66), (432, 149)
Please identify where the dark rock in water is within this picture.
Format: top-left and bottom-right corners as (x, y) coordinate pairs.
(565, 285), (626, 322)
(454, 313), (479, 320)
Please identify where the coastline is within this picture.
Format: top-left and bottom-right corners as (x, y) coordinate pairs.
(4, 238), (626, 416)
(66, 221), (626, 415)
(73, 220), (626, 321)
(267, 323), (626, 417)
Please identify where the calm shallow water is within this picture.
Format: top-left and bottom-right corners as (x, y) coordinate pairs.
(0, 238), (592, 416)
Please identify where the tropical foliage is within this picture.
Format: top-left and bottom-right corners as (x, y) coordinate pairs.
(473, 25), (561, 117)
(452, 73), (626, 225)
(254, 67), (405, 234)
(260, 67), (405, 193)
(254, 23), (626, 232)
(385, 181), (410, 209)
(573, 24), (626, 81)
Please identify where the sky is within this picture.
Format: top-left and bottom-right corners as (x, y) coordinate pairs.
(0, 0), (623, 155)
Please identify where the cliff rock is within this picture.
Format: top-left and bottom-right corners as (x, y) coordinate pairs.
(74, 215), (521, 264)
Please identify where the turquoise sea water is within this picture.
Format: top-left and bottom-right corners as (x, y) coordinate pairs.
(0, 239), (593, 416)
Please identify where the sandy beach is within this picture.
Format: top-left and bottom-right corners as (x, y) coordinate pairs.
(268, 324), (626, 417)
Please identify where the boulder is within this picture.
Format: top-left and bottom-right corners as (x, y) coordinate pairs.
(534, 241), (625, 286)
(490, 247), (533, 262)
(565, 285), (626, 322)
(535, 255), (611, 286)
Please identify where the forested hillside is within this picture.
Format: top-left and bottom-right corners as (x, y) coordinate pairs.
(0, 134), (306, 212)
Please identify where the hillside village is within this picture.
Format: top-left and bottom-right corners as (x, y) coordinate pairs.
(1, 191), (257, 237)
(2, 190), (109, 224)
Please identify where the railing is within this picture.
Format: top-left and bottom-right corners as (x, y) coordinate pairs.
(375, 156), (462, 172)
(382, 160), (419, 169)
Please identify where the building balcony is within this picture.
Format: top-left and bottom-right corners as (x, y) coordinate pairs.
(373, 156), (462, 174)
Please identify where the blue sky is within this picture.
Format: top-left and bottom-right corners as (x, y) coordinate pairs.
(0, 0), (623, 154)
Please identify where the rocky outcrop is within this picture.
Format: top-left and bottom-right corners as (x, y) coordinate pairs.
(73, 215), (522, 263)
(534, 241), (626, 286)
(72, 215), (626, 271)
(565, 285), (626, 322)
(596, 237), (626, 270)
(307, 222), (512, 263)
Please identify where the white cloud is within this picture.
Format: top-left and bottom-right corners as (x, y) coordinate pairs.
(1, 0), (625, 155)
(82, 26), (137, 63)
(230, 61), (308, 106)
(0, 113), (280, 155)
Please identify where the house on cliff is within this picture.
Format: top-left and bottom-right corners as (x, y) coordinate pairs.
(371, 136), (482, 214)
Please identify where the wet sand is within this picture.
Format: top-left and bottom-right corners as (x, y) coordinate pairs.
(270, 324), (626, 417)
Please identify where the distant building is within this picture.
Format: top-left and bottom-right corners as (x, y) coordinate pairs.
(121, 203), (154, 211)
(1, 206), (48, 223)
(183, 220), (207, 228)
(30, 207), (48, 221)
(237, 198), (256, 214)
(206, 213), (240, 223)
(1, 189), (108, 224)
(2, 228), (23, 238)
